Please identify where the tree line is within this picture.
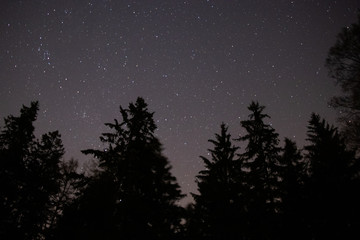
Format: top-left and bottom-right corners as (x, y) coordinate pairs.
(1, 12), (360, 240)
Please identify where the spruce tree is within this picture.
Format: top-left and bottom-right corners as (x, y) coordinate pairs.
(192, 123), (241, 239)
(0, 102), (64, 239)
(64, 97), (184, 239)
(304, 113), (360, 239)
(279, 138), (307, 240)
(237, 101), (282, 239)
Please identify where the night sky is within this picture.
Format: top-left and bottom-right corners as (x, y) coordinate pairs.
(1, 0), (359, 205)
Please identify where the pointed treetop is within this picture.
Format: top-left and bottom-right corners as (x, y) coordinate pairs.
(247, 101), (269, 121)
(120, 97), (157, 142)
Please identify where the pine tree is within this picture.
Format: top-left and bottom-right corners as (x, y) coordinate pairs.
(304, 113), (360, 239)
(0, 102), (64, 239)
(237, 101), (282, 239)
(62, 97), (184, 240)
(191, 123), (242, 239)
(279, 138), (307, 240)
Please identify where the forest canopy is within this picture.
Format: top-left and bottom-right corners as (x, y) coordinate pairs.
(1, 97), (359, 240)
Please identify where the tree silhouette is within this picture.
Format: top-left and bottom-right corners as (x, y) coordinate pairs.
(191, 123), (242, 239)
(59, 97), (184, 239)
(46, 158), (87, 238)
(326, 13), (360, 152)
(278, 138), (308, 240)
(53, 172), (119, 240)
(304, 113), (360, 239)
(5, 99), (360, 239)
(0, 102), (64, 239)
(236, 101), (282, 240)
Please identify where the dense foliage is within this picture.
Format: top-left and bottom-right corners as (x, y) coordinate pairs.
(0, 102), (84, 240)
(1, 97), (359, 239)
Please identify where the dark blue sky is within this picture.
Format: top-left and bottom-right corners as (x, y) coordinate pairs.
(1, 0), (359, 205)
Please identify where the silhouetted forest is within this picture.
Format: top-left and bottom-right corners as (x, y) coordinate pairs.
(1, 14), (360, 240)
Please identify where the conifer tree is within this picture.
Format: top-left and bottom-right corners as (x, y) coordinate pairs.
(237, 101), (282, 239)
(279, 138), (307, 240)
(304, 113), (360, 239)
(191, 123), (241, 239)
(0, 102), (64, 239)
(62, 97), (184, 240)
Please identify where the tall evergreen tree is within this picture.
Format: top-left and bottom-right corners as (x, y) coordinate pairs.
(59, 97), (184, 240)
(191, 123), (242, 239)
(237, 101), (282, 240)
(0, 102), (64, 239)
(304, 113), (360, 239)
(278, 138), (308, 240)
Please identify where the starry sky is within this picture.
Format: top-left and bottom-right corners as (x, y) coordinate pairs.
(1, 0), (359, 205)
